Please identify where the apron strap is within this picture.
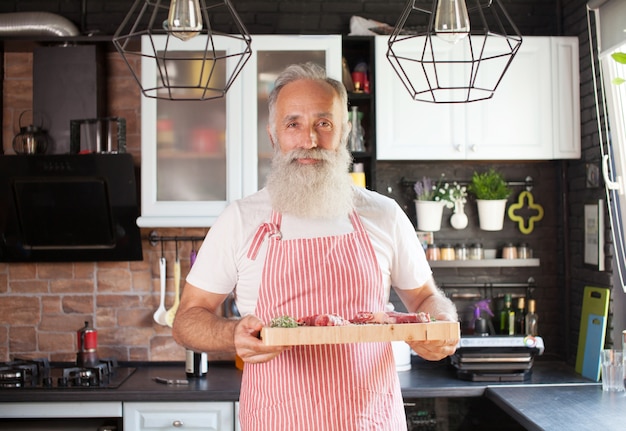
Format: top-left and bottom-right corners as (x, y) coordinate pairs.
(247, 211), (282, 260)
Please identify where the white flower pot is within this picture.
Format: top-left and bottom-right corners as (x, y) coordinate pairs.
(476, 199), (508, 231)
(415, 200), (446, 232)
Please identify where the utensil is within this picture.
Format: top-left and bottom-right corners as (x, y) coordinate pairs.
(165, 252), (181, 327)
(153, 257), (168, 326)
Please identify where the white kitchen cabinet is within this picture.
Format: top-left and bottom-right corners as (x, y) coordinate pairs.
(375, 36), (580, 161)
(138, 35), (342, 227)
(124, 402), (234, 431)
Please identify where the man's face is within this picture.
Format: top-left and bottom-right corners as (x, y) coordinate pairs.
(270, 79), (346, 163)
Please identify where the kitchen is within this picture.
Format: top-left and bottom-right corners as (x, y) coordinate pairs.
(1, 0), (626, 430)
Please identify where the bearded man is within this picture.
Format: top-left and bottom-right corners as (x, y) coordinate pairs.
(173, 62), (458, 431)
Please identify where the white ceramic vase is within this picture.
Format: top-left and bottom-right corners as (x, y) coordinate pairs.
(450, 200), (468, 230)
(415, 200), (446, 232)
(476, 199), (508, 231)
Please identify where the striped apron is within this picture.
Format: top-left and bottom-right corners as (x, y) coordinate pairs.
(239, 210), (407, 431)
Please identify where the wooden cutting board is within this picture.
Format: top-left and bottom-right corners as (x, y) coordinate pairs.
(260, 321), (460, 346)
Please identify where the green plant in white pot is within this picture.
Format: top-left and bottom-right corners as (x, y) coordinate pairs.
(468, 168), (512, 231)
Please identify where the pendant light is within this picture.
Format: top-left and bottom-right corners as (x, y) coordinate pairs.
(434, 0), (470, 44)
(387, 0), (522, 103)
(113, 0), (252, 101)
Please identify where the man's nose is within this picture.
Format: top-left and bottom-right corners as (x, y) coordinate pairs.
(300, 129), (318, 149)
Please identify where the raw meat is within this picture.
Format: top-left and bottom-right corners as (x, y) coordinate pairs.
(350, 310), (431, 324)
(296, 313), (351, 326)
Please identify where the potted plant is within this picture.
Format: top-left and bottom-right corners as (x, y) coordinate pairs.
(468, 168), (512, 231)
(413, 175), (452, 231)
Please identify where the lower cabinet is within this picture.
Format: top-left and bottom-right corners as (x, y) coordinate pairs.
(123, 402), (235, 431)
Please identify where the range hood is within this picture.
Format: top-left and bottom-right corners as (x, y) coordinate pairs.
(0, 153), (143, 262)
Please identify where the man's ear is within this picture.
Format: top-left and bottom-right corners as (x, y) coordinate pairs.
(267, 125), (276, 148)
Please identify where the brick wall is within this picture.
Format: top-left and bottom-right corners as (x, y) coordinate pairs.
(1, 0), (608, 364)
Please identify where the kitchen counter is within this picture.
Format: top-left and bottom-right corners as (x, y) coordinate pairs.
(1, 358), (615, 430)
(0, 358), (595, 403)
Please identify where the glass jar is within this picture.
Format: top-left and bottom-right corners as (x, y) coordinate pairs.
(469, 243), (484, 260)
(502, 242), (518, 259)
(426, 244), (440, 261)
(517, 243), (531, 259)
(440, 243), (455, 261)
(455, 243), (468, 261)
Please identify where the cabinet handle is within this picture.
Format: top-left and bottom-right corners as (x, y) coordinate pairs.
(172, 420), (184, 427)
(470, 143), (477, 152)
(455, 144), (463, 152)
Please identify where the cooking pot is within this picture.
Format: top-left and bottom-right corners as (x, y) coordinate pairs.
(76, 321), (99, 367)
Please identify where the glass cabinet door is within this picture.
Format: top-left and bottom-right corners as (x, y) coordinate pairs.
(139, 35), (244, 227)
(139, 35), (341, 227)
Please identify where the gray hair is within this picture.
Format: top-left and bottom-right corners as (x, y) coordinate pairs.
(267, 62), (349, 142)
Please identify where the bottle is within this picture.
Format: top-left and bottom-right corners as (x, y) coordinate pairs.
(185, 349), (208, 378)
(350, 162), (366, 188)
(515, 297), (526, 335)
(499, 294), (515, 335)
(455, 243), (468, 261)
(348, 106), (366, 152)
(525, 299), (539, 336)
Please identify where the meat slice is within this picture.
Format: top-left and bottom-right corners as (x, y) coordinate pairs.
(297, 313), (351, 326)
(350, 310), (431, 324)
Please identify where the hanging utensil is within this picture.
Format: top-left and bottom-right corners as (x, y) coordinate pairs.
(165, 241), (181, 327)
(153, 255), (168, 326)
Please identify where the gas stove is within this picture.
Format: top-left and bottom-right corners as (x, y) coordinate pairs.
(0, 358), (135, 389)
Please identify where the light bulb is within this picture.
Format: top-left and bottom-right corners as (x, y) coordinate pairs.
(167, 0), (203, 41)
(434, 0), (470, 44)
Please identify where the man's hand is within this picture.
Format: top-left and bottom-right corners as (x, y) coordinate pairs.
(234, 315), (291, 364)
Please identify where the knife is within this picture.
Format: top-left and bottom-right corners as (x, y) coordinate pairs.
(154, 376), (189, 385)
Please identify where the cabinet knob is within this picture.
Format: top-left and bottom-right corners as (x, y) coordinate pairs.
(470, 144), (477, 152)
(172, 420), (184, 427)
(455, 144), (463, 152)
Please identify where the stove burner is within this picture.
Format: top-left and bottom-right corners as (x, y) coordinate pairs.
(0, 357), (134, 389)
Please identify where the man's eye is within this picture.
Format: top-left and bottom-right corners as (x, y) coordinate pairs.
(318, 121), (332, 128)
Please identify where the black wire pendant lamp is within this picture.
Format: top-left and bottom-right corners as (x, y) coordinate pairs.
(113, 0), (252, 101)
(387, 0), (522, 103)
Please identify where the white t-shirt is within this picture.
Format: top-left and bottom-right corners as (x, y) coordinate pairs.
(186, 186), (432, 316)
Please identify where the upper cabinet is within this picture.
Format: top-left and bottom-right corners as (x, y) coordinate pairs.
(138, 35), (342, 228)
(375, 36), (580, 161)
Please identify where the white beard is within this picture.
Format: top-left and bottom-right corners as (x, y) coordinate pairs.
(265, 145), (354, 219)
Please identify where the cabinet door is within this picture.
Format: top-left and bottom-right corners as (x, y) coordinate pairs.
(241, 35), (342, 197)
(375, 36), (463, 160)
(124, 402), (234, 431)
(138, 35), (245, 228)
(551, 37), (580, 159)
(465, 37), (553, 159)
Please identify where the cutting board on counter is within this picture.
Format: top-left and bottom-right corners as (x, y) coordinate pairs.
(261, 321), (460, 346)
(575, 286), (610, 381)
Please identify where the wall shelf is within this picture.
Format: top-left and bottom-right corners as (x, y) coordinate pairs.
(429, 258), (540, 268)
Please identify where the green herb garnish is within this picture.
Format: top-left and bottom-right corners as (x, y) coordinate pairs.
(270, 315), (299, 328)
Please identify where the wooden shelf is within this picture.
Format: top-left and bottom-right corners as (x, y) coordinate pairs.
(429, 258), (540, 268)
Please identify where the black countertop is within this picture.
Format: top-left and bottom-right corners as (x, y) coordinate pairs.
(0, 357), (595, 403)
(3, 357), (619, 430)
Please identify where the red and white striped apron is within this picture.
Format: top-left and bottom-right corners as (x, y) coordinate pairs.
(239, 210), (406, 431)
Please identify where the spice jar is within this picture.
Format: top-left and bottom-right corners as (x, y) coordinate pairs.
(517, 243), (531, 259)
(469, 243), (484, 260)
(455, 243), (468, 261)
(502, 243), (518, 259)
(426, 244), (440, 261)
(440, 243), (455, 261)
